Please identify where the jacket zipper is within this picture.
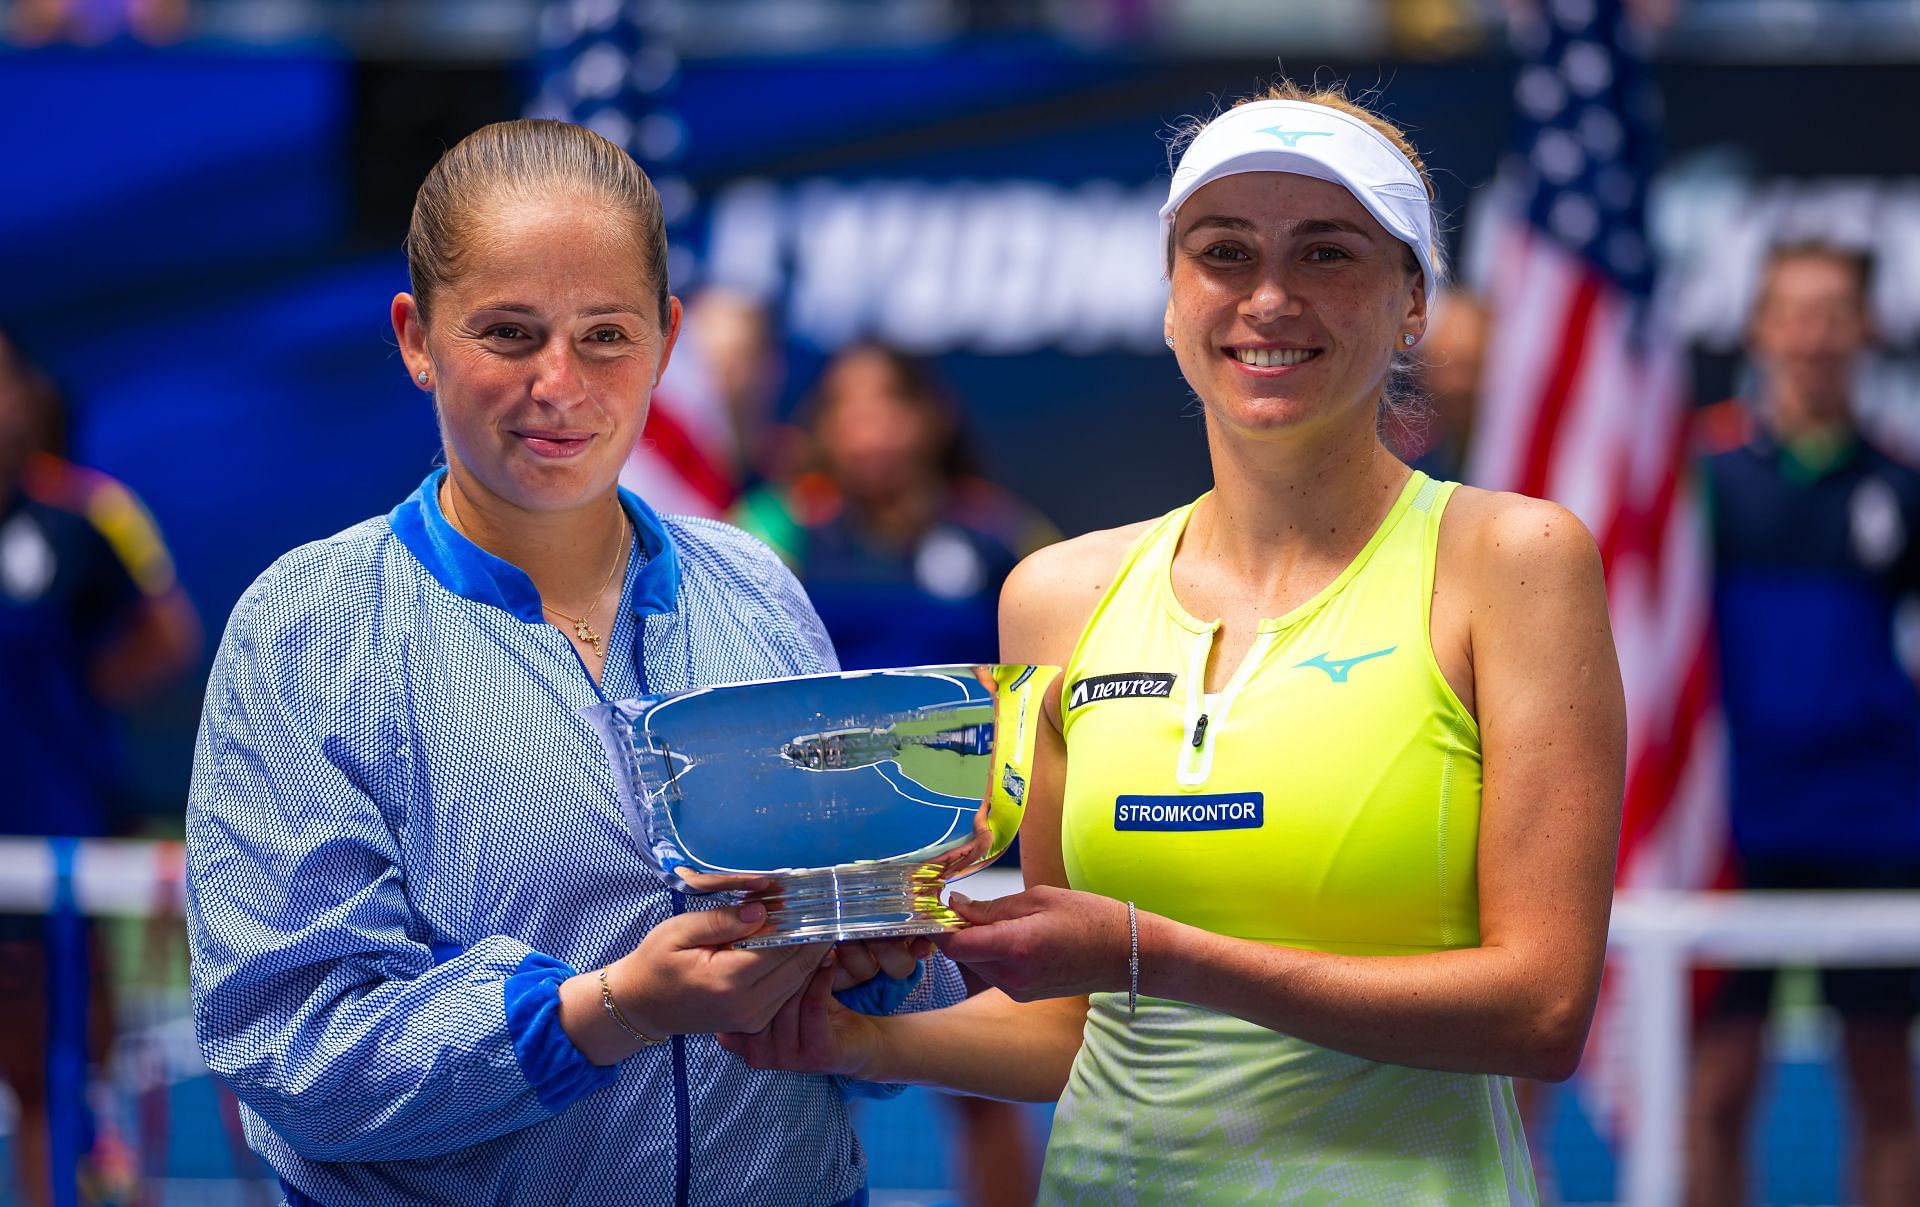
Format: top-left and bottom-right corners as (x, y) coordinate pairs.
(576, 595), (686, 1204)
(671, 888), (690, 1207)
(638, 614), (688, 1207)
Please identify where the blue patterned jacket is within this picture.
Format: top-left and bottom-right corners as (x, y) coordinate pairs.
(187, 469), (964, 1206)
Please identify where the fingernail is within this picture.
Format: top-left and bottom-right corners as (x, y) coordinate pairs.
(949, 892), (972, 906)
(740, 901), (766, 923)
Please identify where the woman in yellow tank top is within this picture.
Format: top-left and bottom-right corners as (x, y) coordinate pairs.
(720, 80), (1626, 1206)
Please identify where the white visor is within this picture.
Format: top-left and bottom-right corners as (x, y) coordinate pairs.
(1160, 99), (1438, 313)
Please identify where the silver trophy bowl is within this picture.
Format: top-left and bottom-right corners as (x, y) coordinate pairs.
(587, 663), (1059, 948)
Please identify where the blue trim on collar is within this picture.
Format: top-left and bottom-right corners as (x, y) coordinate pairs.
(622, 487), (681, 619)
(389, 468), (680, 622)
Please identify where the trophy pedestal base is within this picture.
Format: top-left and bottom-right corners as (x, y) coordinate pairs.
(734, 864), (963, 949)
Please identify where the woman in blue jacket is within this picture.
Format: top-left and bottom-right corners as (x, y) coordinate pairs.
(186, 119), (961, 1207)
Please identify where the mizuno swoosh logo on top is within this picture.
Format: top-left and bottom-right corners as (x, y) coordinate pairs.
(1297, 646), (1397, 683)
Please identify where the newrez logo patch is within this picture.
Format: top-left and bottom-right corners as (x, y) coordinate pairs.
(1115, 792), (1265, 831)
(1068, 672), (1176, 710)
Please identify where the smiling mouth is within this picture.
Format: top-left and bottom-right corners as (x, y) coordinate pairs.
(514, 431), (596, 456)
(1231, 347), (1320, 368)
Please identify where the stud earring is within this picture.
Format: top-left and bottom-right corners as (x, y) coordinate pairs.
(1403, 334), (1417, 347)
(417, 370), (430, 384)
(1164, 335), (1175, 349)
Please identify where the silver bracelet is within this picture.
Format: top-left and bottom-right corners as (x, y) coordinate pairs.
(1127, 900), (1139, 1016)
(598, 967), (666, 1047)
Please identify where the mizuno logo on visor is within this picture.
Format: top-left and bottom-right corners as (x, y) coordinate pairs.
(1256, 126), (1335, 147)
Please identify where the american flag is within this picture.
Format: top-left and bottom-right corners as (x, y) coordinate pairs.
(1463, 0), (1730, 1131)
(529, 0), (739, 518)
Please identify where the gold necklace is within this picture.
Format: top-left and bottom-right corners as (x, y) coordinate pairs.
(540, 516), (626, 655)
(445, 484), (627, 656)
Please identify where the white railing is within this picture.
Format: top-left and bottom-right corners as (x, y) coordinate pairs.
(0, 837), (187, 916)
(1607, 889), (1920, 1207)
(7, 842), (1920, 1206)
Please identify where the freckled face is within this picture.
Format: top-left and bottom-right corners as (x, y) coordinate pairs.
(1165, 173), (1423, 439)
(395, 193), (679, 516)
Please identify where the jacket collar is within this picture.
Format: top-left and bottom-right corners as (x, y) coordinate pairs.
(389, 467), (680, 623)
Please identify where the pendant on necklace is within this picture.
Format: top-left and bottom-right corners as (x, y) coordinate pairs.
(574, 619), (601, 652)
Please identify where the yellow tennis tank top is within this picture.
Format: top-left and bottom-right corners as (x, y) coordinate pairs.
(1042, 472), (1536, 1206)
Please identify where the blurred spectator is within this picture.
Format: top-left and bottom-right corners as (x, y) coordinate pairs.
(1686, 244), (1920, 1207)
(738, 342), (1057, 670)
(687, 287), (799, 488)
(10, 0), (187, 45)
(1399, 288), (1487, 482)
(617, 288), (799, 521)
(0, 328), (199, 1205)
(734, 342), (1054, 1206)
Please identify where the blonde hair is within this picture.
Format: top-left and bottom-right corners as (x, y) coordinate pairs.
(405, 119), (671, 325)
